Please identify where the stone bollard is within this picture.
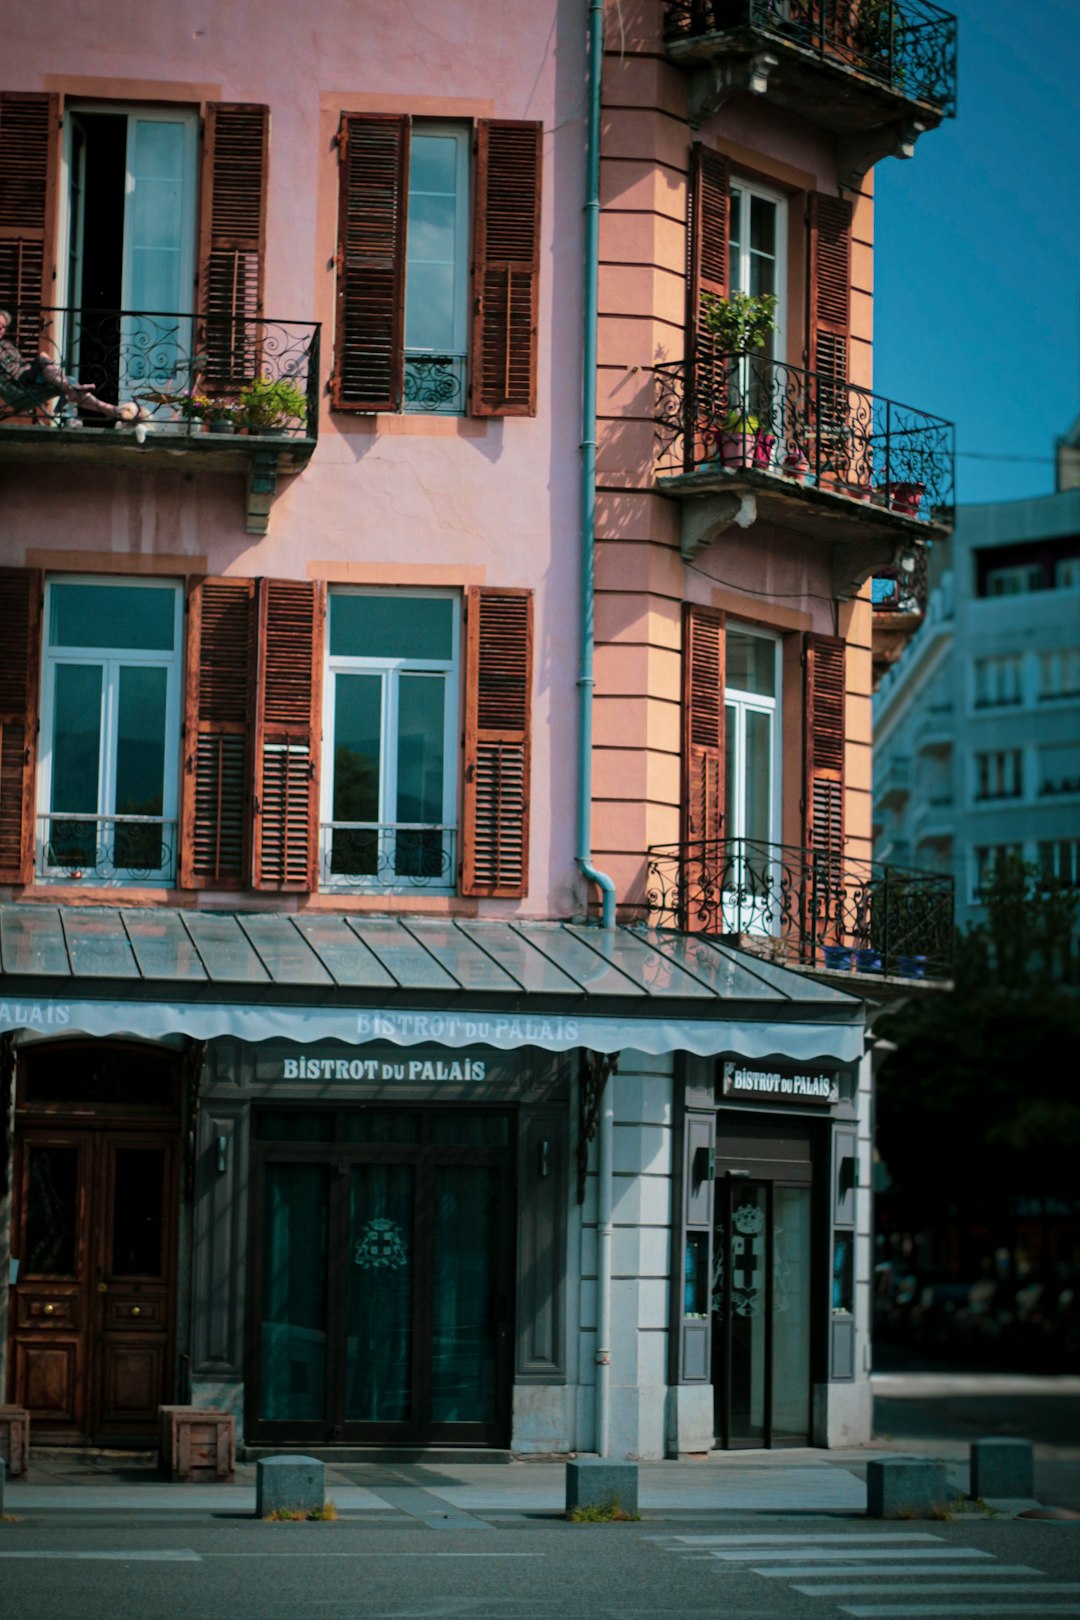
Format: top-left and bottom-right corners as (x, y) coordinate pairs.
(867, 1457), (950, 1519)
(970, 1438), (1034, 1499)
(566, 1458), (639, 1517)
(256, 1454), (326, 1519)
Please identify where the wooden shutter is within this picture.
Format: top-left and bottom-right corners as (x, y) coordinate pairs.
(251, 579), (324, 890)
(198, 103), (269, 392)
(681, 604), (725, 848)
(179, 577), (256, 889)
(687, 144), (730, 467)
(808, 193), (852, 427)
(332, 113), (410, 412)
(461, 587), (532, 898)
(803, 633), (845, 857)
(0, 568), (42, 885)
(0, 92), (59, 348)
(470, 121), (542, 417)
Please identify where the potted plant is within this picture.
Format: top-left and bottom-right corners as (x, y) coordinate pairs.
(717, 409), (761, 467)
(700, 289), (777, 356)
(890, 480), (925, 516)
(204, 399), (238, 434)
(236, 374), (308, 434)
(782, 445), (809, 482)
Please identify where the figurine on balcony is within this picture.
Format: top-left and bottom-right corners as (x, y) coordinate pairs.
(0, 310), (150, 429)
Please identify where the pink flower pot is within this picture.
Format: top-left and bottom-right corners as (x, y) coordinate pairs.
(717, 430), (757, 467)
(890, 481), (925, 515)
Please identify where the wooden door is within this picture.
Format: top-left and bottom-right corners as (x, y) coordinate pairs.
(10, 1127), (177, 1443)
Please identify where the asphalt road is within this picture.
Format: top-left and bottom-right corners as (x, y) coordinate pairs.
(1, 1514), (1080, 1620)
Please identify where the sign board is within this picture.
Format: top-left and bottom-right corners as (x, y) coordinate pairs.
(721, 1059), (840, 1106)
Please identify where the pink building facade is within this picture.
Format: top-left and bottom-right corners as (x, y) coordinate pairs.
(0, 0), (952, 1460)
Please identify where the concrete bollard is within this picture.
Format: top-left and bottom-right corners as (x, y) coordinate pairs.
(867, 1457), (950, 1519)
(256, 1454), (325, 1518)
(566, 1458), (639, 1517)
(970, 1438), (1034, 1499)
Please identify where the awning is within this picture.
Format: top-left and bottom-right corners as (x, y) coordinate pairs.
(0, 907), (864, 1065)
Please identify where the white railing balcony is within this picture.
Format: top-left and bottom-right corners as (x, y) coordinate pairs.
(36, 813), (177, 886)
(320, 822), (457, 893)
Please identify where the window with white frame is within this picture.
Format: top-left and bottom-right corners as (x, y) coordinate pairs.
(973, 654), (1023, 709)
(724, 627), (781, 930)
(729, 180), (786, 430)
(322, 591), (459, 889)
(1039, 648), (1080, 700)
(1040, 838), (1080, 888)
(403, 124), (471, 414)
(984, 562), (1043, 597)
(974, 748), (1023, 802)
(38, 578), (183, 883)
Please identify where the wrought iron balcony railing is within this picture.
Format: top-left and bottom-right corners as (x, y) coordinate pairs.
(37, 813), (177, 886)
(655, 349), (954, 523)
(321, 823), (457, 891)
(664, 0), (958, 117)
(1, 305), (319, 440)
(646, 836), (954, 979)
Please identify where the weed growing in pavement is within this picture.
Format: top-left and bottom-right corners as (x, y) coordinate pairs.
(265, 1499), (338, 1522)
(932, 1494), (999, 1521)
(567, 1498), (641, 1523)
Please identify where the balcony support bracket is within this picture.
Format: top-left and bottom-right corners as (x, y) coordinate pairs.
(246, 450), (281, 536)
(836, 118), (929, 194)
(680, 489), (758, 562)
(687, 52), (778, 127)
(831, 533), (905, 601)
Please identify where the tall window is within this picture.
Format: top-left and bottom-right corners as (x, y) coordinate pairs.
(1038, 648), (1080, 701)
(974, 749), (1023, 802)
(984, 562), (1043, 597)
(724, 628), (781, 930)
(403, 125), (470, 414)
(37, 578), (182, 883)
(322, 592), (459, 890)
(729, 181), (786, 427)
(973, 655), (1022, 709)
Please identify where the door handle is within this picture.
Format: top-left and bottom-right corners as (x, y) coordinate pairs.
(43, 1303), (56, 1316)
(130, 1306), (142, 1318)
(97, 1282), (108, 1294)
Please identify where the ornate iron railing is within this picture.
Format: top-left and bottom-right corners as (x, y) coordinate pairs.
(872, 541), (930, 614)
(37, 814), (177, 885)
(646, 836), (954, 978)
(0, 305), (320, 439)
(664, 0), (957, 116)
(655, 349), (954, 521)
(403, 353), (467, 415)
(321, 823), (457, 890)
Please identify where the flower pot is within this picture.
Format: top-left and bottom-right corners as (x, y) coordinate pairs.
(854, 947), (883, 973)
(890, 481), (925, 515)
(822, 945), (853, 972)
(753, 431), (776, 469)
(717, 430), (757, 467)
(845, 484), (873, 503)
(783, 453), (809, 482)
(895, 954), (927, 980)
(207, 419), (235, 435)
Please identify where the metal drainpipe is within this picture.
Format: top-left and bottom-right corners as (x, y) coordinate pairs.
(595, 1076), (615, 1456)
(578, 0), (617, 932)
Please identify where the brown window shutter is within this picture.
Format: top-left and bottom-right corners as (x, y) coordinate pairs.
(681, 603), (725, 849)
(469, 121), (542, 418)
(332, 113), (410, 412)
(803, 632), (845, 857)
(0, 92), (59, 345)
(808, 193), (852, 418)
(179, 577), (257, 890)
(0, 567), (42, 885)
(251, 579), (325, 891)
(687, 144), (730, 467)
(198, 104), (269, 392)
(461, 587), (532, 897)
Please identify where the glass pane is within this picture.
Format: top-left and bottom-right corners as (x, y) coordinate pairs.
(115, 665), (167, 869)
(684, 1231), (709, 1318)
(256, 1111), (335, 1143)
(51, 663), (102, 817)
(330, 595), (454, 661)
(749, 195), (776, 257)
(772, 1186), (812, 1442)
(331, 673), (381, 877)
(405, 262), (455, 352)
(396, 674), (446, 878)
(729, 188), (743, 285)
(408, 192), (457, 262)
(129, 120), (185, 315)
(721, 1183), (769, 1446)
(260, 1164), (328, 1423)
(410, 134), (458, 195)
(429, 1113), (509, 1147)
(110, 1148), (165, 1277)
(342, 1112), (420, 1144)
(50, 584), (176, 651)
(724, 702), (736, 838)
(745, 709), (772, 844)
(431, 1165), (499, 1424)
(726, 631), (775, 696)
(347, 1164), (414, 1422)
(26, 1145), (79, 1275)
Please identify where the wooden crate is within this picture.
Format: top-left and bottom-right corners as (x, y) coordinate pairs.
(0, 1406), (29, 1477)
(158, 1405), (236, 1481)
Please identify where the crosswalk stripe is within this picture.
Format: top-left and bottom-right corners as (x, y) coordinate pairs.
(671, 1533), (945, 1546)
(0, 1551), (202, 1562)
(796, 1585), (1080, 1599)
(708, 1547), (994, 1564)
(838, 1605), (1080, 1618)
(752, 1565), (1039, 1580)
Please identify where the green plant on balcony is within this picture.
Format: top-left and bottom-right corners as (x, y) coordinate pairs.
(236, 374), (308, 432)
(700, 289), (777, 354)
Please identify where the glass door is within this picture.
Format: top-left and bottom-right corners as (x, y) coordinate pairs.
(712, 1175), (813, 1447)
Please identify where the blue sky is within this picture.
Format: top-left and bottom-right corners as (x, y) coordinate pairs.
(873, 0), (1080, 507)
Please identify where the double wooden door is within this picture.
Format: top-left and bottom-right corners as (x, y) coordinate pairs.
(10, 1126), (177, 1443)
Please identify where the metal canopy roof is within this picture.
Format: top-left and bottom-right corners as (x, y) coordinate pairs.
(0, 907), (863, 1063)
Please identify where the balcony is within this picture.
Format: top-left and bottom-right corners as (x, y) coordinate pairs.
(875, 753), (911, 810)
(0, 305), (320, 534)
(646, 835), (954, 981)
(654, 350), (953, 592)
(36, 813), (177, 887)
(663, 1), (957, 187)
(871, 542), (930, 683)
(320, 823), (458, 894)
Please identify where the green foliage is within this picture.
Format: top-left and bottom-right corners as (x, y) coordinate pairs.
(237, 374), (308, 430)
(700, 290), (777, 353)
(721, 409), (760, 432)
(567, 1498), (640, 1523)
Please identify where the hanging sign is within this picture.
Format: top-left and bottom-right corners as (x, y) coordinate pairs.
(721, 1059), (840, 1106)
